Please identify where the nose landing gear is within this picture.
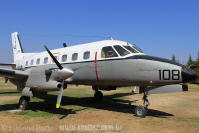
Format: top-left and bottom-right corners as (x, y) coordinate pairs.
(135, 91), (150, 118)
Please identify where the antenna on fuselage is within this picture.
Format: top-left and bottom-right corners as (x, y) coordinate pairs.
(63, 43), (67, 47)
(109, 36), (114, 40)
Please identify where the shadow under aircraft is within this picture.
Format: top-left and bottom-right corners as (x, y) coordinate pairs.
(0, 92), (173, 119)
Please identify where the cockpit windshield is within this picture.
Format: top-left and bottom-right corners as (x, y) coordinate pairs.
(132, 44), (143, 53)
(101, 46), (118, 58)
(113, 45), (130, 56)
(123, 45), (138, 53)
(123, 43), (143, 53)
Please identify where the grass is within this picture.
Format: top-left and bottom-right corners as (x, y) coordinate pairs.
(15, 110), (55, 118)
(188, 84), (199, 90)
(193, 78), (199, 84)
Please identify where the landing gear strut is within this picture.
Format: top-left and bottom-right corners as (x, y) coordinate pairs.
(92, 86), (103, 101)
(94, 91), (103, 101)
(18, 96), (30, 110)
(135, 91), (150, 118)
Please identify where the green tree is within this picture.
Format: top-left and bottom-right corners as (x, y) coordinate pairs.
(197, 49), (199, 62)
(187, 55), (193, 66)
(172, 54), (176, 62)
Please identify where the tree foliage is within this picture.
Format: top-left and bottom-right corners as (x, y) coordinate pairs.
(197, 49), (199, 62)
(187, 55), (193, 66)
(171, 54), (176, 62)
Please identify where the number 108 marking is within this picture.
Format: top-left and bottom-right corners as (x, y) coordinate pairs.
(159, 70), (180, 80)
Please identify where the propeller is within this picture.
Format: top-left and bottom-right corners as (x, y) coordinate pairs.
(44, 45), (73, 109)
(56, 80), (64, 108)
(44, 45), (63, 70)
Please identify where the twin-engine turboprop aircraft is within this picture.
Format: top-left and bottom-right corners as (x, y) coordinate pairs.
(0, 32), (197, 117)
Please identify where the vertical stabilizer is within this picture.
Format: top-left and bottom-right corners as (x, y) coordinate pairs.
(11, 32), (24, 63)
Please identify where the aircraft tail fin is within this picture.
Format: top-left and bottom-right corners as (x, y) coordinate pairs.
(11, 32), (24, 63)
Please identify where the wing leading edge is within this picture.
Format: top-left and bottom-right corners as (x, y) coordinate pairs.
(0, 63), (16, 69)
(0, 68), (28, 79)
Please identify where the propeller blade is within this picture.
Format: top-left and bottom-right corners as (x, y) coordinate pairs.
(56, 81), (64, 108)
(44, 45), (63, 70)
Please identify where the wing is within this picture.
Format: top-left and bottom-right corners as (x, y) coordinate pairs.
(0, 63), (16, 69)
(0, 68), (28, 79)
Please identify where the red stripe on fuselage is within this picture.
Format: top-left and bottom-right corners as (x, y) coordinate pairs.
(95, 52), (99, 81)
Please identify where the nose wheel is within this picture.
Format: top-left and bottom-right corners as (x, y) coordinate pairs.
(135, 91), (150, 118)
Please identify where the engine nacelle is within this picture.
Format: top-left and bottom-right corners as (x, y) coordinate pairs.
(26, 80), (64, 91)
(46, 68), (74, 81)
(22, 87), (33, 96)
(25, 65), (70, 91)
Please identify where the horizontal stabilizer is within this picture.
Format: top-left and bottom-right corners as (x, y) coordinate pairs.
(0, 63), (16, 69)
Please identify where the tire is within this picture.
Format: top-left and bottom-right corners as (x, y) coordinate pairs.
(135, 106), (147, 118)
(94, 91), (103, 101)
(18, 96), (29, 110)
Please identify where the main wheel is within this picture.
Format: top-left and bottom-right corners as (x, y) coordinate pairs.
(135, 106), (147, 118)
(18, 96), (29, 110)
(94, 91), (103, 101)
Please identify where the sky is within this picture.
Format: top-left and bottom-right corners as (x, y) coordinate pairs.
(0, 0), (198, 64)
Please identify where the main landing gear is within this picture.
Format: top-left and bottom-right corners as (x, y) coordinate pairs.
(92, 86), (103, 101)
(94, 91), (103, 101)
(135, 91), (150, 118)
(18, 96), (30, 110)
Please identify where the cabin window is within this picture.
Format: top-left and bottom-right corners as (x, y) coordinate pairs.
(44, 57), (48, 64)
(123, 45), (138, 53)
(62, 55), (67, 62)
(30, 59), (34, 65)
(83, 51), (90, 59)
(36, 58), (40, 65)
(101, 46), (118, 58)
(113, 45), (130, 56)
(72, 53), (78, 61)
(25, 61), (28, 66)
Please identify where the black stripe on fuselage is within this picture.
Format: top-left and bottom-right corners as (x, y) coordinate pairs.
(24, 55), (183, 69)
(126, 55), (183, 67)
(0, 69), (15, 76)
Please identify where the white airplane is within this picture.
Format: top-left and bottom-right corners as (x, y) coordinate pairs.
(0, 32), (197, 117)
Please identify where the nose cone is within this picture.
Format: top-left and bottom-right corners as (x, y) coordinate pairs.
(181, 66), (197, 83)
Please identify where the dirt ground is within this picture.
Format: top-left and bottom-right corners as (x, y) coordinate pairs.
(0, 78), (198, 133)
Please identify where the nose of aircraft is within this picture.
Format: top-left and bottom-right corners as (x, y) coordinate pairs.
(181, 66), (197, 83)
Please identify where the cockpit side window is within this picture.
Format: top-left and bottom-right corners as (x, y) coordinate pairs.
(113, 45), (130, 56)
(123, 45), (138, 53)
(132, 44), (143, 53)
(101, 46), (118, 58)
